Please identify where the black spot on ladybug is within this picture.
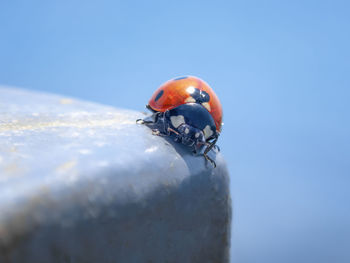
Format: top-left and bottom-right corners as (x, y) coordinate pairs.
(191, 88), (210, 104)
(174, 76), (188, 81)
(155, 90), (164, 102)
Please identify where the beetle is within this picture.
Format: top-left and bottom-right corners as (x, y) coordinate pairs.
(137, 76), (223, 167)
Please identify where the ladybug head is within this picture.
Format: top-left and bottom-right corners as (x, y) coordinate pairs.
(164, 103), (218, 152)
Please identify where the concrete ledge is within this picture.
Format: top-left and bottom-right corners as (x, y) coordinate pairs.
(0, 87), (231, 263)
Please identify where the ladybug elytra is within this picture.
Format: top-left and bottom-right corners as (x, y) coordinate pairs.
(137, 76), (223, 167)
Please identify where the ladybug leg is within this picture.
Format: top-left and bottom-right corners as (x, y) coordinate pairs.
(136, 119), (146, 124)
(136, 117), (156, 125)
(137, 112), (168, 138)
(203, 136), (218, 168)
(214, 144), (221, 152)
(167, 127), (180, 135)
(136, 111), (162, 125)
(151, 129), (168, 137)
(204, 153), (216, 168)
(167, 127), (184, 143)
(204, 137), (218, 155)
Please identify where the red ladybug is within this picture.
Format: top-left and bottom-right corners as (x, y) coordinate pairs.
(138, 76), (223, 167)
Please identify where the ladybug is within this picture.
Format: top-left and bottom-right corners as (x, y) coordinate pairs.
(137, 76), (223, 167)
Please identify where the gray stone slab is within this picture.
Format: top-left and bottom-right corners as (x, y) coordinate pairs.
(0, 87), (231, 263)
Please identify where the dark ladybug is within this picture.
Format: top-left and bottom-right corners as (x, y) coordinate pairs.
(137, 76), (223, 167)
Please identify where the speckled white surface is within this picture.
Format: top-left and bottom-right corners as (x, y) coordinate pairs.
(0, 87), (231, 263)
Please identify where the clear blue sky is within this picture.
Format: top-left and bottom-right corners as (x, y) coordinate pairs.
(1, 1), (349, 262)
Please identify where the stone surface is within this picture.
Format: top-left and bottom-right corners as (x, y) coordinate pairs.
(0, 86), (231, 263)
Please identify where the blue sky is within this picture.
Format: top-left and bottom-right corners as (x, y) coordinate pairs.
(1, 1), (349, 262)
